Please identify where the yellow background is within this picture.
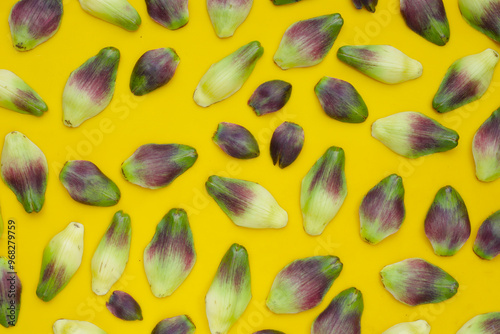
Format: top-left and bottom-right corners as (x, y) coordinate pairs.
(1, 0), (500, 332)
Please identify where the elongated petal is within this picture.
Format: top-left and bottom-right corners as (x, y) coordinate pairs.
(213, 122), (260, 159)
(121, 144), (197, 189)
(266, 256), (342, 314)
(152, 315), (196, 334)
(106, 291), (142, 321)
(424, 186), (471, 256)
(63, 47), (120, 127)
(311, 287), (363, 334)
(144, 209), (196, 298)
(473, 107), (500, 182)
(372, 111), (459, 158)
(459, 0), (500, 43)
(207, 0), (252, 38)
(0, 257), (21, 328)
(314, 76), (368, 123)
(270, 122), (304, 168)
(53, 319), (107, 334)
(1, 131), (48, 213)
(206, 244), (251, 334)
(206, 175), (288, 229)
(272, 0), (301, 5)
(91, 211), (131, 295)
(146, 0), (189, 30)
(433, 49), (499, 113)
(248, 80), (292, 116)
(9, 0), (63, 51)
(300, 147), (347, 236)
(352, 0), (378, 12)
(37, 222), (84, 302)
(59, 160), (121, 206)
(0, 70), (47, 116)
(382, 320), (431, 334)
(337, 45), (423, 84)
(473, 210), (500, 260)
(359, 174), (405, 244)
(130, 48), (180, 96)
(78, 0), (141, 31)
(194, 41), (263, 107)
(400, 0), (450, 46)
(274, 14), (343, 70)
(457, 312), (500, 334)
(380, 258), (458, 306)
(254, 331), (285, 334)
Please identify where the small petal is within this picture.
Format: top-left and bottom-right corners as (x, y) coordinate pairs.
(457, 312), (500, 334)
(9, 0), (63, 51)
(473, 210), (500, 260)
(271, 0), (301, 5)
(106, 291), (143, 321)
(121, 144), (198, 189)
(352, 0), (378, 12)
(0, 70), (47, 116)
(59, 160), (121, 207)
(300, 147), (347, 236)
(359, 174), (405, 244)
(314, 76), (368, 123)
(254, 331), (285, 334)
(459, 0), (500, 43)
(213, 122), (260, 159)
(337, 45), (423, 84)
(0, 257), (22, 328)
(152, 315), (196, 334)
(144, 209), (196, 298)
(206, 175), (288, 229)
(36, 222), (84, 302)
(194, 41), (263, 107)
(433, 49), (499, 113)
(473, 107), (500, 182)
(424, 186), (471, 256)
(382, 320), (431, 334)
(372, 111), (459, 158)
(1, 131), (48, 213)
(207, 0), (252, 38)
(53, 319), (107, 334)
(274, 14), (343, 70)
(270, 122), (304, 168)
(63, 47), (120, 127)
(206, 244), (251, 334)
(91, 211), (132, 295)
(248, 80), (292, 116)
(400, 0), (450, 46)
(380, 258), (458, 306)
(266, 256), (343, 314)
(146, 0), (189, 30)
(130, 48), (180, 96)
(78, 0), (141, 31)
(311, 287), (363, 334)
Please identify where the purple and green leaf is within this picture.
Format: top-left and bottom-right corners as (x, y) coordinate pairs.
(121, 143), (197, 189)
(270, 122), (304, 168)
(380, 258), (458, 306)
(424, 186), (471, 256)
(59, 160), (121, 207)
